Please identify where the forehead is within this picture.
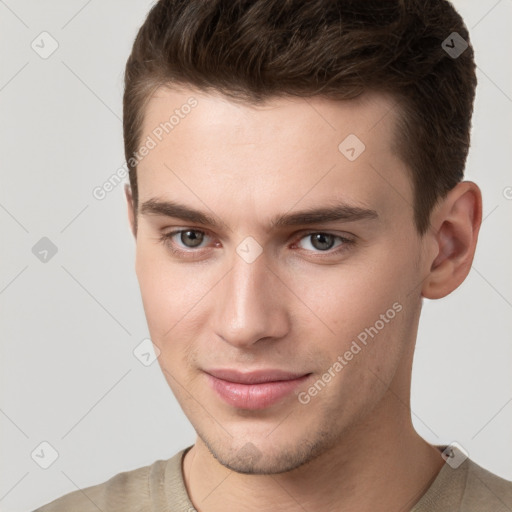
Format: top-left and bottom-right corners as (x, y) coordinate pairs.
(136, 86), (413, 231)
(142, 86), (399, 150)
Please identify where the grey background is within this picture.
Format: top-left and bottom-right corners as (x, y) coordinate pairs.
(1, 1), (511, 510)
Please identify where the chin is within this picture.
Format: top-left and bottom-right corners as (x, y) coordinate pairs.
(201, 430), (335, 475)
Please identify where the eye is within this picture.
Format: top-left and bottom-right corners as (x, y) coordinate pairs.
(160, 229), (212, 253)
(159, 228), (355, 260)
(174, 229), (207, 248)
(295, 232), (353, 253)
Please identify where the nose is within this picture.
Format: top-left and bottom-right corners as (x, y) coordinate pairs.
(213, 252), (290, 349)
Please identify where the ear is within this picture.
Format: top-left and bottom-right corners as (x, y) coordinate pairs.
(421, 181), (482, 299)
(124, 183), (137, 238)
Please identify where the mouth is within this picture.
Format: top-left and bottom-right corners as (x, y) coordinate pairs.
(204, 368), (313, 410)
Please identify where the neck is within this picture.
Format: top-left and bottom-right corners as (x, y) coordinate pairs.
(182, 386), (445, 512)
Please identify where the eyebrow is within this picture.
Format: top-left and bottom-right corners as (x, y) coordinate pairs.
(139, 198), (378, 231)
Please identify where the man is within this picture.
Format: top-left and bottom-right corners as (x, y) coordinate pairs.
(34, 0), (512, 511)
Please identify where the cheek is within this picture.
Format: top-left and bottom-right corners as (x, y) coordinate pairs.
(135, 251), (204, 392)
(135, 238), (221, 354)
(292, 260), (407, 333)
(135, 241), (191, 338)
(289, 242), (418, 370)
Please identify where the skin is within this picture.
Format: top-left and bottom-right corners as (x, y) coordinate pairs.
(125, 86), (482, 512)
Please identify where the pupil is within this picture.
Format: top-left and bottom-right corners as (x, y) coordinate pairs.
(182, 230), (203, 247)
(312, 233), (334, 251)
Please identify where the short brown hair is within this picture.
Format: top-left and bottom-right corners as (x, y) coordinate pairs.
(123, 0), (477, 234)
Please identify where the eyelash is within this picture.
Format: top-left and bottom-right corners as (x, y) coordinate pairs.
(158, 229), (355, 260)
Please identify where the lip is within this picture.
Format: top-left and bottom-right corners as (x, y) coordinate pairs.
(204, 369), (312, 410)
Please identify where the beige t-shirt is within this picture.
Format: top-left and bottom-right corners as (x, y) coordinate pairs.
(33, 445), (512, 511)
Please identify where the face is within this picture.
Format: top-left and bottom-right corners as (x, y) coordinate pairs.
(130, 86), (429, 474)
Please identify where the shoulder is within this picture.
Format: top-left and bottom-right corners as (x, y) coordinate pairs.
(404, 444), (512, 512)
(462, 458), (512, 511)
(32, 457), (172, 512)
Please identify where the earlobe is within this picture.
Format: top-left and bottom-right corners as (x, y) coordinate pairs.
(421, 181), (482, 300)
(124, 183), (137, 238)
